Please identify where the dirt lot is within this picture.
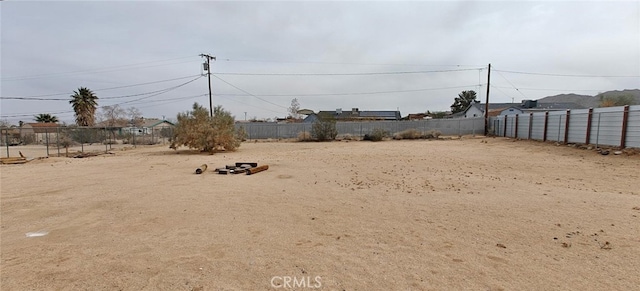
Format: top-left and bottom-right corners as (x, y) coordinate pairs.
(1, 137), (639, 290)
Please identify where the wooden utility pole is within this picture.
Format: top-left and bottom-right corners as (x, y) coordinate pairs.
(484, 63), (491, 136)
(200, 54), (216, 117)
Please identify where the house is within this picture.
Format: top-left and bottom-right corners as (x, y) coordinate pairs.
(20, 123), (60, 144)
(121, 119), (175, 136)
(303, 108), (401, 123)
(447, 102), (484, 118)
(404, 113), (431, 120)
(452, 100), (587, 118)
(0, 127), (22, 146)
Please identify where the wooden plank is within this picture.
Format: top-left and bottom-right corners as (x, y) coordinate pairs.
(246, 165), (269, 175)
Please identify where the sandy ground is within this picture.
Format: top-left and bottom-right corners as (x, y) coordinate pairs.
(1, 137), (639, 290)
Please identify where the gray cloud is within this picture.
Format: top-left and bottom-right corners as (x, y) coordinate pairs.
(2, 1), (638, 123)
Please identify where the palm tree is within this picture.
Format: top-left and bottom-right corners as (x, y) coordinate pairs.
(34, 113), (59, 123)
(69, 87), (98, 126)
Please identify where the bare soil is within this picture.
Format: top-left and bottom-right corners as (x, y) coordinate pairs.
(1, 137), (639, 290)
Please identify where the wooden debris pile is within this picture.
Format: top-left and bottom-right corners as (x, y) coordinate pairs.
(0, 151), (47, 165)
(194, 162), (268, 175)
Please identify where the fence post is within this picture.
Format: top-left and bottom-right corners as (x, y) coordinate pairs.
(620, 105), (630, 149)
(56, 127), (60, 156)
(472, 118), (475, 136)
(528, 113), (533, 140)
(557, 115), (562, 142)
(563, 109), (571, 144)
(458, 119), (461, 137)
(543, 111), (549, 142)
(585, 108), (593, 145)
(45, 128), (50, 157)
(513, 114), (519, 139)
(4, 129), (8, 157)
(503, 116), (508, 137)
(596, 113), (601, 149)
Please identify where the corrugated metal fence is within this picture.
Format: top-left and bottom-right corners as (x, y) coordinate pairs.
(236, 117), (485, 139)
(490, 105), (640, 148)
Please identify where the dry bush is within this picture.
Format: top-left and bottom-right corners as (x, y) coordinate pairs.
(425, 129), (442, 139)
(297, 131), (313, 142)
(364, 128), (389, 142)
(393, 129), (423, 140)
(337, 134), (356, 141)
(171, 103), (241, 153)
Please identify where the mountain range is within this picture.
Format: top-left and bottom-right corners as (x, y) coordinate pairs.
(537, 89), (640, 108)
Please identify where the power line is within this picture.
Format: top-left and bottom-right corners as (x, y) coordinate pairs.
(0, 74), (203, 99)
(495, 70), (528, 100)
(491, 85), (612, 92)
(211, 74), (288, 110)
(211, 84), (481, 97)
(493, 69), (640, 78)
(2, 56), (198, 81)
(1, 75), (203, 101)
(220, 58), (485, 68)
(214, 68), (481, 76)
(107, 76), (203, 106)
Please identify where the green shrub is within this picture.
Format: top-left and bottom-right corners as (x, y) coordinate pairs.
(311, 119), (337, 141)
(170, 103), (241, 153)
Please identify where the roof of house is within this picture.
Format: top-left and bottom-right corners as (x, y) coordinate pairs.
(140, 119), (174, 128)
(24, 123), (59, 133)
(312, 109), (401, 121)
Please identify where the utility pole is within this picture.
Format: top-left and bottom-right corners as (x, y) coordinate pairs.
(200, 53), (216, 117)
(484, 63), (491, 136)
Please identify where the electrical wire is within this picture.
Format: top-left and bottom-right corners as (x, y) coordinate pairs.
(1, 75), (203, 101)
(219, 58), (485, 68)
(210, 84), (481, 97)
(493, 69), (640, 78)
(211, 74), (288, 110)
(2, 56), (198, 81)
(495, 70), (528, 99)
(214, 68), (480, 76)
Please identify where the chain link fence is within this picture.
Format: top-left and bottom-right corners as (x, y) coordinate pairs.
(1, 126), (174, 158)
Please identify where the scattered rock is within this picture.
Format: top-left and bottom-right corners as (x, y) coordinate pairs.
(600, 150), (610, 156)
(599, 241), (612, 250)
(561, 242), (571, 248)
(496, 243), (507, 248)
(614, 151), (622, 155)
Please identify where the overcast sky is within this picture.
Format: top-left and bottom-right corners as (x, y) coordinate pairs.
(1, 0), (639, 124)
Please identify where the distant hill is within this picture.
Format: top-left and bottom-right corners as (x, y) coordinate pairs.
(537, 89), (640, 108)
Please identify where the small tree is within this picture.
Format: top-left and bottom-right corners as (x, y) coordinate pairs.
(170, 103), (241, 153)
(311, 116), (337, 141)
(288, 98), (301, 119)
(451, 90), (478, 114)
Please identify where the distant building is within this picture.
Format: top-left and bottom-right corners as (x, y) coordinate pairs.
(303, 108), (401, 123)
(20, 123), (60, 143)
(451, 100), (587, 118)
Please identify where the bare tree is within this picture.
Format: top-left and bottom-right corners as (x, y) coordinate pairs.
(127, 107), (143, 127)
(99, 105), (128, 127)
(288, 98), (301, 119)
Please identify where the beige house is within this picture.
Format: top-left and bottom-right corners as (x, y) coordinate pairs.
(20, 123), (60, 144)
